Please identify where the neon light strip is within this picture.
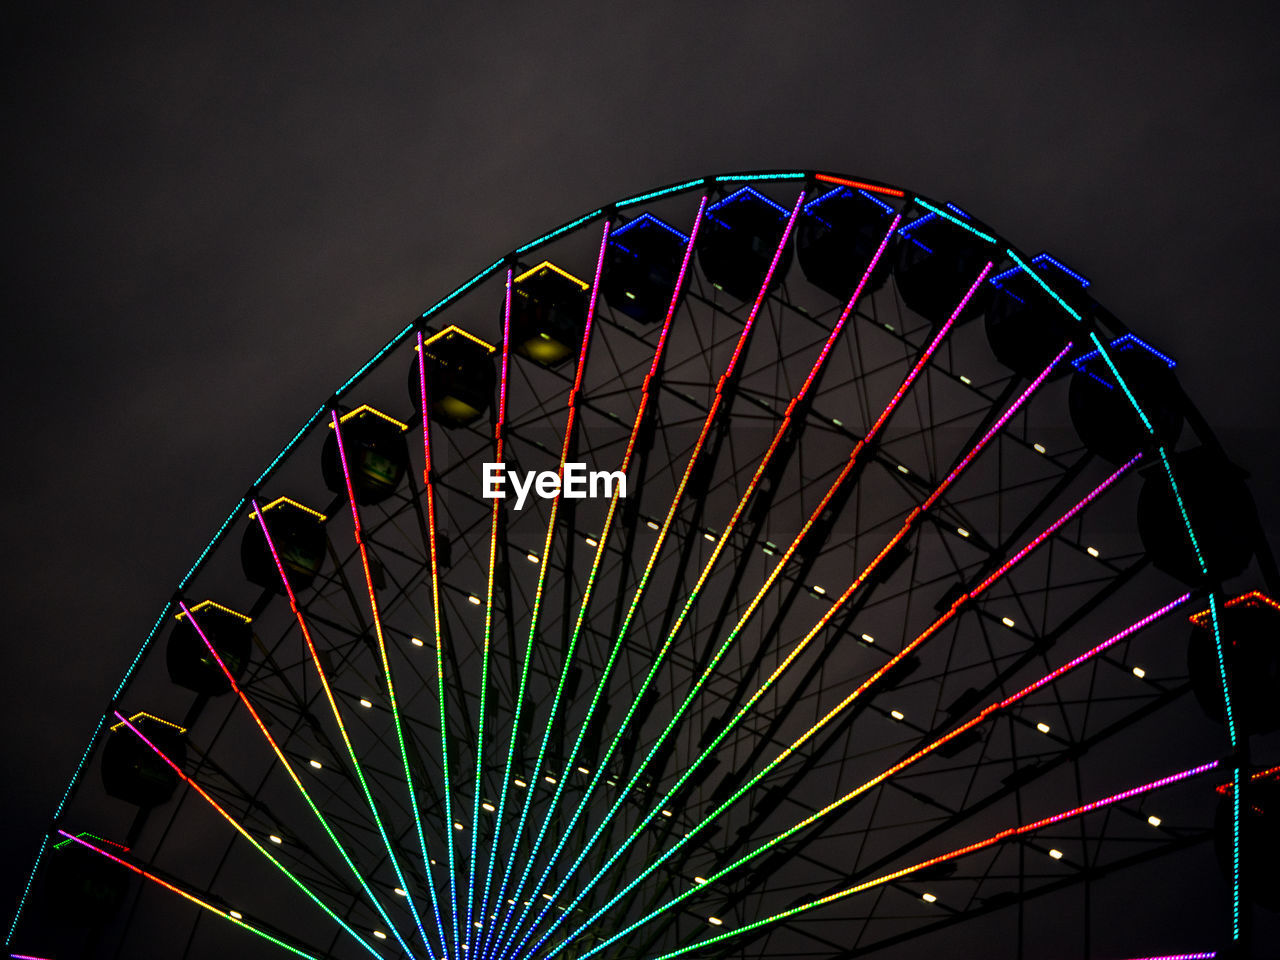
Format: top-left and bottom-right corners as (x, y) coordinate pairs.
(332, 410), (452, 957)
(174, 599), (251, 622)
(533, 345), (1106, 960)
(109, 712), (385, 959)
(109, 711), (185, 734)
(1121, 954), (1217, 960)
(180, 602), (417, 958)
(465, 270), (513, 955)
(421, 323), (497, 353)
(542, 379), (1135, 960)
(253, 499), (443, 957)
(1189, 589), (1280, 626)
(512, 219), (973, 960)
(648, 761), (1221, 960)
(516, 210), (603, 255)
(1005, 248), (1082, 321)
(52, 831), (128, 852)
(408, 338), (462, 954)
(55, 831), (322, 959)
(494, 192), (807, 960)
(910, 198), (997, 244)
(715, 172), (807, 183)
(326, 404), (409, 431)
(617, 179), (705, 209)
(484, 198), (710, 956)
(1088, 329), (1240, 940)
(512, 260), (589, 290)
(477, 219), (611, 960)
(813, 173), (906, 198)
(574, 593), (1193, 959)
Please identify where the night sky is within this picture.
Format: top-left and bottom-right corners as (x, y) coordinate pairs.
(5, 1), (1280, 949)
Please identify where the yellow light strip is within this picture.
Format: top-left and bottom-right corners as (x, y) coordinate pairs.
(258, 496), (327, 522)
(324, 404), (409, 431)
(513, 260), (589, 290)
(175, 599), (251, 623)
(109, 711), (187, 734)
(418, 324), (497, 354)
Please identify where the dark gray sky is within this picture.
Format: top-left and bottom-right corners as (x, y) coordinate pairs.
(4, 0), (1280, 939)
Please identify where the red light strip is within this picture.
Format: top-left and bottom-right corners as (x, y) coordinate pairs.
(108, 712), (385, 959)
(813, 172), (906, 198)
(649, 760), (1221, 960)
(54, 831), (323, 960)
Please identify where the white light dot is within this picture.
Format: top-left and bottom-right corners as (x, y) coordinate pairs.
(527, 553), (539, 563)
(577, 766), (590, 774)
(514, 778), (527, 787)
(394, 887), (407, 897)
(545, 775), (558, 785)
(359, 698), (373, 709)
(708, 916), (723, 926)
(1086, 546), (1100, 558)
(1148, 815), (1162, 828)
(897, 464), (910, 474)
(411, 636), (424, 647)
(922, 892), (937, 903)
(646, 520), (660, 530)
(957, 527), (970, 538)
(694, 876), (708, 884)
(1132, 666), (1147, 679)
(661, 809), (673, 818)
(542, 893), (553, 900)
(309, 759), (322, 769)
(812, 585), (826, 595)
(959, 375), (972, 385)
(229, 910), (243, 920)
(1048, 849), (1063, 860)
(704, 532), (716, 542)
(373, 930), (387, 940)
(269, 834), (283, 845)
(832, 417), (843, 427)
(1033, 443), (1047, 454)
(483, 801), (496, 812)
(454, 821), (464, 831)
(1002, 616), (1016, 628)
(890, 709), (905, 721)
(585, 537), (598, 547)
(861, 633), (875, 644)
(468, 595), (482, 605)
(1036, 722), (1051, 734)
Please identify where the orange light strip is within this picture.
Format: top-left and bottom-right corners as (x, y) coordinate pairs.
(1189, 590), (1280, 627)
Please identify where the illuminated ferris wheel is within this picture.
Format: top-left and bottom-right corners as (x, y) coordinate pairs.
(8, 171), (1278, 960)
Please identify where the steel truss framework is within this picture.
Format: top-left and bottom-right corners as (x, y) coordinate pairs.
(8, 171), (1278, 960)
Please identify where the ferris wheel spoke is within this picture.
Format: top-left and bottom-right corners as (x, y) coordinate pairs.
(571, 590), (1194, 959)
(53, 831), (329, 959)
(477, 219), (612, 960)
(482, 198), (710, 958)
(178, 600), (423, 957)
(509, 249), (984, 960)
(487, 192), (808, 960)
(645, 757), (1221, 960)
(106, 711), (390, 958)
(254, 499), (446, 958)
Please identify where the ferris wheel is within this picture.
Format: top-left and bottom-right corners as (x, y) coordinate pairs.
(7, 171), (1278, 960)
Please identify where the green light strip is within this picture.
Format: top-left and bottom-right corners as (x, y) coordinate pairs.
(182, 602), (417, 958)
(255, 501), (443, 957)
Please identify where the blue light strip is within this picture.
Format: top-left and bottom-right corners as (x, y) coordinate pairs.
(708, 185), (791, 217)
(611, 212), (689, 244)
(1071, 333), (1177, 374)
(911, 198), (997, 244)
